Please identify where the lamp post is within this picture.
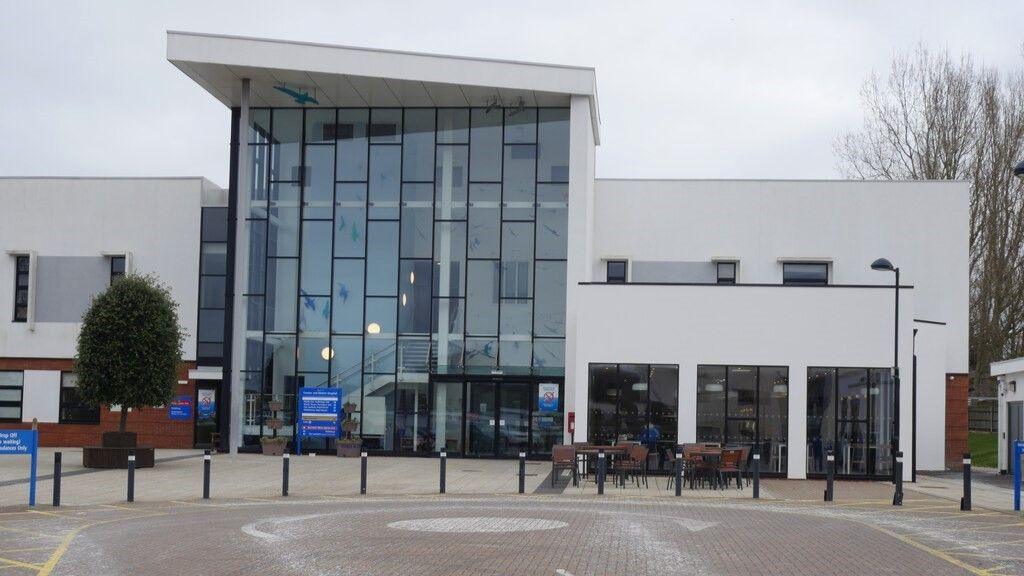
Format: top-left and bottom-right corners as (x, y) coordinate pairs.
(871, 257), (900, 485)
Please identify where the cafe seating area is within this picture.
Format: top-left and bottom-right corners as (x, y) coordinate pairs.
(550, 441), (760, 491)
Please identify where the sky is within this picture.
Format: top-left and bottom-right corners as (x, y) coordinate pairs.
(1, 1), (1021, 188)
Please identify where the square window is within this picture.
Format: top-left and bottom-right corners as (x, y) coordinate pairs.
(782, 262), (828, 286)
(606, 260), (627, 284)
(716, 262), (736, 285)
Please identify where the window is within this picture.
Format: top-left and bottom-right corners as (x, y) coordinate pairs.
(606, 260), (627, 283)
(806, 367), (893, 477)
(14, 255), (29, 322)
(588, 363), (678, 470)
(110, 256), (126, 283)
(783, 262), (828, 285)
(0, 371), (23, 421)
(697, 365), (789, 474)
(716, 262), (736, 284)
(59, 372), (100, 424)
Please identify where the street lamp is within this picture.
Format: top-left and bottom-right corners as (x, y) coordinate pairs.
(871, 258), (900, 491)
(1013, 160), (1024, 176)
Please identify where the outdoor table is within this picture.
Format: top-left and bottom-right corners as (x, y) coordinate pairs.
(576, 446), (628, 483)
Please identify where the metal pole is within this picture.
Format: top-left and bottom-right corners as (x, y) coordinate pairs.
(127, 451), (136, 503)
(597, 450), (606, 495)
(960, 452), (972, 511)
(282, 453), (290, 497)
(892, 267), (901, 485)
(824, 449), (834, 502)
(360, 452), (367, 495)
(753, 450), (760, 499)
(674, 452), (682, 497)
(439, 452), (447, 494)
(893, 451), (904, 506)
(1015, 442), (1022, 512)
(518, 452), (526, 494)
(203, 449), (211, 500)
(52, 451), (61, 507)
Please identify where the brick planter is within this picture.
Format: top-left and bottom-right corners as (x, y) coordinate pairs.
(83, 446), (155, 469)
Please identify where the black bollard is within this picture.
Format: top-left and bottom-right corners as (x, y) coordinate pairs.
(597, 450), (606, 495)
(893, 451), (904, 506)
(960, 452), (972, 511)
(518, 452), (526, 494)
(824, 449), (834, 502)
(52, 451), (62, 507)
(439, 452), (447, 494)
(674, 452), (682, 497)
(360, 452), (367, 495)
(752, 450), (760, 499)
(282, 453), (290, 497)
(127, 450), (136, 503)
(203, 449), (211, 500)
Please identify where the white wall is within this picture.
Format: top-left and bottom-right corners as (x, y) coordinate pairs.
(573, 283), (917, 479)
(994, 357), (1024, 472)
(591, 179), (969, 375)
(914, 321), (947, 470)
(21, 370), (60, 423)
(0, 178), (215, 361)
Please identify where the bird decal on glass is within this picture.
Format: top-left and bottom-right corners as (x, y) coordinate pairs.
(337, 283), (350, 305)
(273, 85), (319, 105)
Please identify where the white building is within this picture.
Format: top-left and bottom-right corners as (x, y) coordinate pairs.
(992, 357), (1024, 474)
(0, 32), (970, 479)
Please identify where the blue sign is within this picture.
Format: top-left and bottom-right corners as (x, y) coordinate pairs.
(168, 395), (193, 421)
(298, 387), (341, 439)
(538, 383), (559, 412)
(197, 389), (217, 420)
(0, 429), (38, 506)
(1015, 441), (1024, 511)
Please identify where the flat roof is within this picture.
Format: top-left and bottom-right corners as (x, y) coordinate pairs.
(167, 31), (600, 142)
(992, 357), (1024, 377)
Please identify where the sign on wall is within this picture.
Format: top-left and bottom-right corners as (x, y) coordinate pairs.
(197, 389), (216, 421)
(168, 395), (193, 421)
(538, 383), (559, 412)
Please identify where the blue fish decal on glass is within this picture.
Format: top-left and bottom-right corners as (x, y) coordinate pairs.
(543, 224), (560, 237)
(337, 283), (349, 304)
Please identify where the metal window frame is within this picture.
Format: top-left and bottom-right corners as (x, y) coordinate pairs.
(58, 371), (99, 425)
(0, 370), (24, 422)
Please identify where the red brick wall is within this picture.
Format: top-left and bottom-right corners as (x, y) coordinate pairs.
(0, 358), (196, 449)
(945, 373), (969, 470)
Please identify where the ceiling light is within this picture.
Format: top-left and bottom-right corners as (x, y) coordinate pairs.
(366, 322), (381, 335)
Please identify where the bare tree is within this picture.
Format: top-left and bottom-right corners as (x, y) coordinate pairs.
(836, 46), (1024, 395)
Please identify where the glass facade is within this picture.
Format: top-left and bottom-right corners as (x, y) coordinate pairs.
(696, 365), (789, 474)
(806, 367), (894, 477)
(240, 107), (569, 452)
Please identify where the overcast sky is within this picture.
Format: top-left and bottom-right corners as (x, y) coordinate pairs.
(1, 1), (1021, 187)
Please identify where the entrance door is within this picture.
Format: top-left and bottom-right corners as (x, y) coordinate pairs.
(1008, 401), (1022, 473)
(464, 381), (532, 458)
(195, 386), (218, 447)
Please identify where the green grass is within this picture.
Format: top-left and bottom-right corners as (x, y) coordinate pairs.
(969, 431), (997, 468)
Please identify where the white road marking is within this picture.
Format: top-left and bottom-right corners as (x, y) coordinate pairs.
(676, 518), (718, 532)
(555, 570), (575, 576)
(241, 513), (330, 542)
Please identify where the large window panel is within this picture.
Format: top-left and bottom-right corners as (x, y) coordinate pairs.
(806, 368), (835, 474)
(400, 183), (433, 259)
(304, 109), (335, 143)
(370, 109), (402, 144)
(300, 221), (332, 295)
(265, 258), (298, 333)
(437, 109), (469, 144)
(329, 335), (363, 408)
(435, 145), (468, 220)
(336, 109), (369, 181)
(366, 221), (398, 296)
(538, 108), (570, 182)
(402, 109), (435, 182)
(464, 337), (497, 368)
(470, 108), (502, 181)
(502, 145), (536, 220)
(267, 186), (300, 257)
(468, 184), (500, 258)
(536, 184), (568, 259)
(504, 108), (536, 143)
(466, 260), (499, 336)
(0, 371), (24, 421)
(271, 109), (302, 181)
(398, 260), (432, 335)
(334, 183), (366, 258)
(501, 222), (533, 298)
(533, 261), (566, 337)
(332, 259), (364, 334)
(532, 338), (565, 370)
(303, 145), (334, 219)
(433, 221), (466, 298)
(368, 145), (401, 219)
(297, 335), (330, 373)
(298, 295), (330, 334)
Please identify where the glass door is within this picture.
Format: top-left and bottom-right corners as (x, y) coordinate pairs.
(465, 381), (496, 456)
(497, 382), (530, 457)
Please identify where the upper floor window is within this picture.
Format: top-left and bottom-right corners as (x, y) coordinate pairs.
(60, 372), (100, 424)
(783, 262), (829, 286)
(0, 371), (23, 421)
(606, 260), (628, 284)
(110, 256), (126, 283)
(13, 255), (29, 322)
(716, 262), (736, 285)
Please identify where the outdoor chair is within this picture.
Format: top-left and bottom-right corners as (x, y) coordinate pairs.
(718, 449), (744, 489)
(614, 444), (649, 488)
(551, 445), (577, 487)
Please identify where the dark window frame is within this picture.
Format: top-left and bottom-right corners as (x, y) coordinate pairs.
(58, 371), (100, 425)
(110, 255), (126, 283)
(0, 370), (24, 422)
(782, 262), (829, 286)
(606, 260), (627, 284)
(716, 261), (736, 285)
(13, 255), (29, 323)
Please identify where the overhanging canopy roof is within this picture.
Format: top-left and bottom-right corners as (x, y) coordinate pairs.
(167, 31), (600, 143)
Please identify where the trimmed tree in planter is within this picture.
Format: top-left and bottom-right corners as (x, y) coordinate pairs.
(76, 274), (184, 468)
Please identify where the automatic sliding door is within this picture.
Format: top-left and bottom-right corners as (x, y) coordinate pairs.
(465, 382), (496, 457)
(498, 382), (530, 457)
